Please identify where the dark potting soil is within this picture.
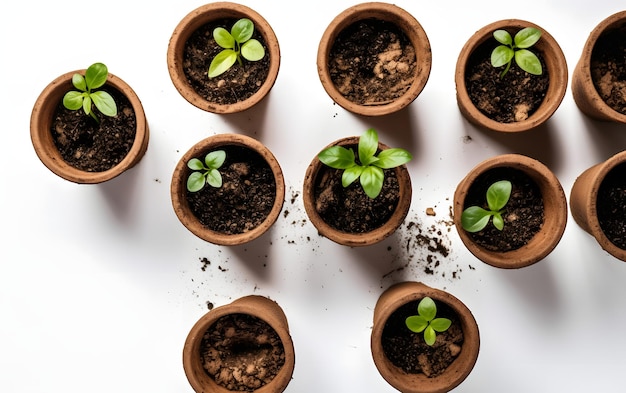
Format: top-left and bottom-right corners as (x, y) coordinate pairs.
(183, 18), (271, 105)
(50, 87), (137, 172)
(381, 300), (464, 378)
(590, 25), (626, 115)
(186, 145), (276, 235)
(200, 313), (285, 391)
(597, 162), (626, 249)
(328, 18), (417, 105)
(465, 34), (550, 123)
(463, 167), (545, 252)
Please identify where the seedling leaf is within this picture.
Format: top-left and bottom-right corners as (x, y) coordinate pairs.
(405, 315), (429, 333)
(515, 49), (542, 75)
(376, 148), (412, 169)
(209, 50), (238, 78)
(187, 172), (206, 192)
(360, 166), (384, 199)
(342, 165), (363, 187)
(514, 27), (542, 48)
(493, 29), (512, 45)
(318, 146), (356, 169)
(91, 90), (117, 117)
(231, 18), (254, 43)
(491, 46), (514, 68)
(241, 39), (265, 61)
(417, 296), (437, 320)
(461, 206), (492, 232)
(431, 318), (452, 332)
(486, 180), (512, 211)
(358, 128), (379, 166)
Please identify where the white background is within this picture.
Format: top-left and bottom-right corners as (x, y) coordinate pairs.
(2, 0), (626, 392)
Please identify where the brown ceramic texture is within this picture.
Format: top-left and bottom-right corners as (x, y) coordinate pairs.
(371, 282), (480, 393)
(182, 295), (295, 393)
(171, 134), (285, 246)
(455, 19), (568, 132)
(317, 2), (431, 116)
(30, 70), (149, 184)
(453, 154), (568, 268)
(570, 150), (626, 261)
(302, 136), (412, 247)
(167, 2), (280, 114)
(571, 11), (626, 123)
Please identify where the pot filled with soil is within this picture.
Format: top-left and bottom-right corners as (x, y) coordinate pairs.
(171, 133), (285, 245)
(570, 150), (626, 262)
(453, 154), (568, 268)
(167, 2), (280, 114)
(182, 295), (295, 393)
(371, 281), (480, 393)
(455, 19), (568, 132)
(317, 2), (431, 116)
(572, 11), (626, 123)
(30, 63), (149, 184)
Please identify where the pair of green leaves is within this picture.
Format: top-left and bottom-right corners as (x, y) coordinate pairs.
(405, 297), (452, 346)
(491, 27), (543, 78)
(317, 128), (412, 199)
(62, 62), (117, 123)
(461, 180), (512, 232)
(208, 18), (265, 78)
(187, 150), (226, 192)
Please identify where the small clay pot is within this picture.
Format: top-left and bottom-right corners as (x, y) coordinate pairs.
(317, 2), (431, 116)
(453, 154), (568, 268)
(171, 134), (285, 245)
(570, 150), (626, 262)
(455, 19), (568, 132)
(167, 2), (280, 114)
(571, 11), (626, 123)
(302, 136), (412, 247)
(371, 282), (480, 393)
(30, 70), (149, 184)
(182, 295), (295, 393)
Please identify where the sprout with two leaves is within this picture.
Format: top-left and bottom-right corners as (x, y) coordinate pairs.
(461, 180), (512, 232)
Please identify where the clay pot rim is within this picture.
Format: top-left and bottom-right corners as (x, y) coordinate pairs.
(302, 135), (412, 247)
(455, 19), (568, 133)
(30, 69), (149, 184)
(170, 133), (285, 246)
(167, 2), (280, 114)
(316, 2), (432, 117)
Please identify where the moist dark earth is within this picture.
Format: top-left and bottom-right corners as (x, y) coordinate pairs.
(590, 25), (626, 115)
(597, 162), (626, 249)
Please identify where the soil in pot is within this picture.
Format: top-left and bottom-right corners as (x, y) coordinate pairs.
(463, 167), (545, 251)
(200, 313), (285, 391)
(590, 25), (626, 115)
(328, 18), (416, 106)
(186, 145), (276, 235)
(51, 87), (136, 172)
(464, 33), (550, 123)
(597, 162), (626, 249)
(183, 18), (271, 106)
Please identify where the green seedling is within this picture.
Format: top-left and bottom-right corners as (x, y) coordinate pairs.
(186, 150), (226, 192)
(461, 180), (512, 232)
(317, 128), (412, 199)
(62, 62), (117, 123)
(491, 27), (543, 78)
(208, 18), (265, 78)
(405, 297), (452, 346)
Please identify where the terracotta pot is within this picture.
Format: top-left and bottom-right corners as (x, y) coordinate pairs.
(371, 282), (479, 393)
(182, 295), (295, 393)
(455, 19), (568, 132)
(167, 2), (280, 114)
(571, 11), (626, 123)
(30, 70), (149, 184)
(171, 134), (285, 245)
(453, 154), (567, 268)
(317, 2), (431, 116)
(302, 136), (412, 247)
(570, 150), (626, 261)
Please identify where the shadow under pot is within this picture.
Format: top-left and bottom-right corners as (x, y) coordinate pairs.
(455, 19), (568, 132)
(171, 134), (285, 246)
(317, 2), (431, 116)
(182, 295), (295, 393)
(453, 154), (568, 268)
(371, 281), (480, 393)
(570, 150), (626, 262)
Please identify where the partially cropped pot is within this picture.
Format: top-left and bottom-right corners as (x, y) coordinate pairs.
(167, 2), (280, 114)
(453, 154), (568, 268)
(572, 11), (626, 123)
(371, 282), (480, 393)
(171, 134), (285, 245)
(182, 295), (295, 393)
(317, 2), (431, 116)
(30, 69), (149, 184)
(455, 19), (568, 132)
(570, 150), (626, 262)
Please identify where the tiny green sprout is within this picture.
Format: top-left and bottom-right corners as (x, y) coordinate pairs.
(186, 150), (227, 192)
(62, 62), (117, 123)
(405, 297), (452, 346)
(208, 18), (266, 79)
(317, 128), (412, 199)
(461, 180), (512, 232)
(491, 27), (543, 78)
